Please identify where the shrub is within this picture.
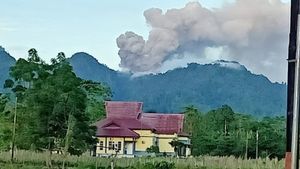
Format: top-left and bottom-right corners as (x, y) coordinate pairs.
(144, 161), (175, 169)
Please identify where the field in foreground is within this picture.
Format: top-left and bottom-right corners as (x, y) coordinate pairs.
(0, 151), (284, 169)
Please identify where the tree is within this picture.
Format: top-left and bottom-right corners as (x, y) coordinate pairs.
(183, 105), (200, 134)
(0, 93), (11, 150)
(0, 93), (8, 113)
(81, 80), (111, 123)
(146, 145), (160, 155)
(206, 105), (235, 135)
(182, 103), (286, 159)
(4, 49), (110, 168)
(257, 117), (285, 159)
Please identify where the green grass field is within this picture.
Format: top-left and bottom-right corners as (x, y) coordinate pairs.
(0, 150), (284, 169)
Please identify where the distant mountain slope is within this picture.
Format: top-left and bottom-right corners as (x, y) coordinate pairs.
(70, 53), (287, 117)
(0, 47), (16, 91)
(69, 52), (117, 84)
(0, 50), (286, 117)
(69, 53), (130, 99)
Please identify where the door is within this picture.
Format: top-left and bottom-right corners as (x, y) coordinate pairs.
(124, 142), (133, 155)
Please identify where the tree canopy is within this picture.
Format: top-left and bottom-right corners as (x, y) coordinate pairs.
(184, 105), (285, 159)
(0, 49), (111, 160)
(0, 48), (285, 161)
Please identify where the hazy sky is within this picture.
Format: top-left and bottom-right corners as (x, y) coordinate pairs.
(0, 0), (291, 82)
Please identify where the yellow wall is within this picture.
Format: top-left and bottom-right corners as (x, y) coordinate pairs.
(134, 130), (155, 151)
(124, 138), (134, 141)
(133, 131), (188, 153)
(134, 130), (154, 136)
(96, 137), (106, 154)
(96, 133), (191, 156)
(157, 134), (176, 153)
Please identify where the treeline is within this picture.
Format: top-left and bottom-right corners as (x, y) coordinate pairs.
(69, 53), (286, 117)
(0, 49), (111, 167)
(0, 48), (286, 162)
(184, 105), (285, 159)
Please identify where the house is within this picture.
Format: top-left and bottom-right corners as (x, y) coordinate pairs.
(93, 101), (191, 157)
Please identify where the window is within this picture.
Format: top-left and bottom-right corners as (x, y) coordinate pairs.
(117, 141), (122, 151)
(99, 141), (104, 150)
(142, 141), (145, 144)
(108, 141), (113, 150)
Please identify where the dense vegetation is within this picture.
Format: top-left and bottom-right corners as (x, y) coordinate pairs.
(1, 50), (286, 118)
(0, 151), (284, 169)
(70, 52), (286, 117)
(0, 49), (111, 168)
(0, 48), (286, 168)
(69, 52), (287, 159)
(0, 46), (16, 92)
(184, 105), (285, 159)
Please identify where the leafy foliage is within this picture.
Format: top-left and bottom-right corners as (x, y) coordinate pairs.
(169, 138), (185, 156)
(1, 51), (287, 117)
(146, 145), (160, 154)
(0, 49), (111, 158)
(184, 105), (285, 159)
(0, 50), (286, 160)
(0, 94), (11, 150)
(81, 80), (112, 123)
(0, 94), (8, 113)
(0, 48), (16, 92)
(144, 161), (175, 169)
(69, 53), (286, 117)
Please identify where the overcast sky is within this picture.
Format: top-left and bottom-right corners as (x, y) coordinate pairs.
(0, 0), (291, 82)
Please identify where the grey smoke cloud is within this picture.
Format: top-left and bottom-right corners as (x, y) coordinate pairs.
(117, 0), (289, 82)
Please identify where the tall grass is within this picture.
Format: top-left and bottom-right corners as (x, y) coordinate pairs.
(0, 150), (284, 169)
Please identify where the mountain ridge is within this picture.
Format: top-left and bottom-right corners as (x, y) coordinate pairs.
(0, 51), (286, 117)
(69, 52), (286, 117)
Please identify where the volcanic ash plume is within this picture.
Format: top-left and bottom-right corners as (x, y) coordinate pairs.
(116, 0), (289, 82)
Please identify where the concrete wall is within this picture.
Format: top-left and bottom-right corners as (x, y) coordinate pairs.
(96, 133), (191, 157)
(133, 130), (155, 152)
(157, 134), (176, 153)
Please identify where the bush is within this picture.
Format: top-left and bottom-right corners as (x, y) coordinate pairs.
(144, 161), (175, 169)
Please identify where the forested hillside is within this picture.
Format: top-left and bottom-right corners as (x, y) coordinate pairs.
(184, 105), (285, 158)
(0, 49), (286, 161)
(0, 50), (286, 117)
(0, 47), (16, 91)
(70, 53), (287, 117)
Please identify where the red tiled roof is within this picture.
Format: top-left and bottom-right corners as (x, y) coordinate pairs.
(141, 113), (184, 134)
(96, 119), (140, 138)
(100, 118), (153, 130)
(105, 101), (142, 119)
(96, 128), (139, 138)
(95, 118), (153, 138)
(95, 101), (186, 137)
